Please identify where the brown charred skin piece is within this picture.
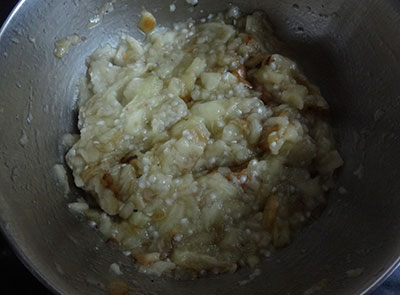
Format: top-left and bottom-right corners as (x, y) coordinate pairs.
(106, 237), (120, 247)
(258, 133), (269, 152)
(80, 164), (100, 183)
(293, 74), (321, 96)
(248, 78), (274, 105)
(260, 88), (274, 104)
(226, 160), (251, 186)
(258, 125), (279, 151)
(207, 167), (219, 174)
(181, 94), (192, 104)
(244, 53), (270, 69)
(293, 75), (309, 88)
(226, 171), (250, 186)
(101, 173), (122, 199)
(264, 55), (273, 65)
(244, 34), (254, 45)
(119, 154), (138, 164)
(232, 66), (253, 89)
(229, 160), (250, 172)
(132, 254), (147, 265)
(101, 173), (113, 188)
(262, 194), (280, 232)
(212, 224), (226, 241)
(129, 158), (142, 177)
(168, 227), (181, 244)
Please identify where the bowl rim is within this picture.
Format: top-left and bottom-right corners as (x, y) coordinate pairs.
(0, 1), (399, 294)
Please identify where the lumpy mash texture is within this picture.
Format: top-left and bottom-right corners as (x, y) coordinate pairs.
(66, 9), (343, 278)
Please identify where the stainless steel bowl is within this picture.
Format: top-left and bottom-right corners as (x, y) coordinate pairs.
(1, 0), (400, 294)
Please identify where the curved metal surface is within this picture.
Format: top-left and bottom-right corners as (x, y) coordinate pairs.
(0, 0), (400, 294)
